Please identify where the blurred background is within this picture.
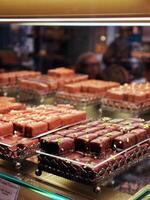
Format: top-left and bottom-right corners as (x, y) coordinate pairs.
(0, 25), (149, 83)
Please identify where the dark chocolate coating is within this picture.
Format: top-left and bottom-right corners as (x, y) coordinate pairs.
(130, 128), (147, 143)
(75, 133), (99, 152)
(113, 133), (136, 150)
(89, 137), (111, 154)
(42, 137), (74, 155)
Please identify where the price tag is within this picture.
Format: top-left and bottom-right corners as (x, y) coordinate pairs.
(0, 178), (20, 200)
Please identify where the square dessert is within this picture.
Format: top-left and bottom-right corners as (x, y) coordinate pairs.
(89, 136), (111, 154)
(130, 128), (147, 143)
(113, 133), (136, 150)
(75, 133), (100, 152)
(0, 122), (13, 137)
(43, 116), (62, 130)
(41, 136), (74, 155)
(25, 121), (48, 137)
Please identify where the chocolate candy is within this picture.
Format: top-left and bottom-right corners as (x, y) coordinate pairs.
(86, 126), (103, 133)
(90, 137), (111, 154)
(66, 131), (85, 139)
(113, 133), (136, 150)
(48, 67), (75, 77)
(119, 124), (139, 132)
(130, 129), (147, 143)
(43, 137), (74, 155)
(25, 121), (48, 137)
(60, 112), (86, 126)
(40, 134), (62, 151)
(75, 133), (99, 152)
(0, 122), (13, 137)
(71, 124), (87, 131)
(105, 131), (122, 141)
(96, 129), (111, 137)
(43, 116), (62, 130)
(13, 119), (33, 134)
(56, 130), (75, 137)
(0, 135), (21, 146)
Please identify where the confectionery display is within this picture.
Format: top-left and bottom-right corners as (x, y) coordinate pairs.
(102, 83), (150, 114)
(36, 117), (150, 192)
(56, 80), (120, 105)
(40, 117), (149, 154)
(0, 104), (86, 138)
(0, 104), (86, 166)
(0, 68), (149, 196)
(0, 15), (150, 199)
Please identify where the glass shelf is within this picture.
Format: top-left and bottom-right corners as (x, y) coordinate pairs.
(129, 185), (150, 200)
(0, 159), (131, 200)
(0, 172), (70, 200)
(0, 159), (71, 200)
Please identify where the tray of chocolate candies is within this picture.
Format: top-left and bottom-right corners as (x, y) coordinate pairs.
(101, 83), (150, 116)
(36, 117), (150, 193)
(0, 104), (86, 168)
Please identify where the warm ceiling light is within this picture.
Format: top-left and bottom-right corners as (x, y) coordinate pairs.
(100, 35), (106, 41)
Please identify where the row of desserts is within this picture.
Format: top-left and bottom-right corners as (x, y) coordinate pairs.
(18, 74), (88, 93)
(40, 117), (150, 156)
(0, 104), (86, 138)
(37, 142), (149, 188)
(105, 83), (150, 103)
(0, 104), (86, 160)
(0, 68), (88, 94)
(63, 80), (120, 94)
(1, 68), (150, 105)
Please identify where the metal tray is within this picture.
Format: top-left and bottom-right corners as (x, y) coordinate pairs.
(101, 98), (150, 117)
(36, 138), (150, 193)
(0, 140), (39, 170)
(0, 86), (55, 105)
(56, 91), (102, 106)
(16, 88), (56, 105)
(0, 120), (87, 168)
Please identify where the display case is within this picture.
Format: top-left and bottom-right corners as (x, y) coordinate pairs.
(0, 159), (132, 200)
(0, 14), (149, 199)
(0, 156), (149, 200)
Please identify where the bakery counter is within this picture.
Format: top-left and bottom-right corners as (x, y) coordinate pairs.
(0, 159), (131, 200)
